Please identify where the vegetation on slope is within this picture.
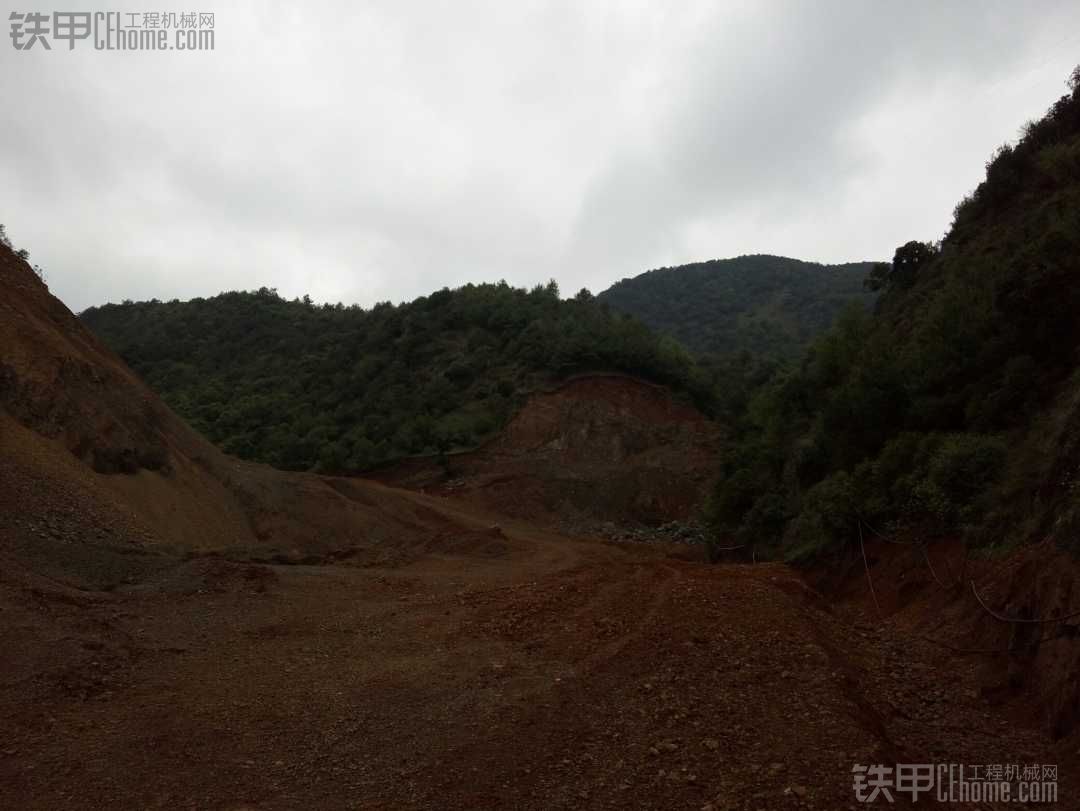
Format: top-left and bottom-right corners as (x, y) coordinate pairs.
(81, 282), (715, 472)
(598, 255), (877, 361)
(0, 224), (44, 280)
(707, 67), (1080, 560)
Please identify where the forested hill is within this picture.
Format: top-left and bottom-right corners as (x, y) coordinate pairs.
(710, 67), (1080, 560)
(597, 255), (877, 359)
(80, 281), (714, 472)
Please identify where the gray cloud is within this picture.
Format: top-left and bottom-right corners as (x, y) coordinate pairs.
(2, 0), (1078, 311)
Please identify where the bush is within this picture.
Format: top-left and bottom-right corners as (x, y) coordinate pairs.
(912, 434), (1007, 528)
(784, 471), (857, 559)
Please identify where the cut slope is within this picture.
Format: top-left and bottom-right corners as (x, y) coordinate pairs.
(373, 374), (722, 531)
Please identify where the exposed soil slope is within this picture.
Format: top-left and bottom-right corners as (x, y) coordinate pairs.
(373, 374), (722, 532)
(0, 246), (490, 572)
(818, 535), (1080, 744)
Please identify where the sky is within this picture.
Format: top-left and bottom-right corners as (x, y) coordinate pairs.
(2, 1), (1079, 313)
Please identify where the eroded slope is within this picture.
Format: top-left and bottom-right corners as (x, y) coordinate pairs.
(374, 374), (722, 532)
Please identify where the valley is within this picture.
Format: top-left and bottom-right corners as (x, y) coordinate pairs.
(2, 236), (1078, 808)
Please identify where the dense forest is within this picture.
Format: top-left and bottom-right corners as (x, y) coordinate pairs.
(708, 67), (1080, 559)
(598, 255), (877, 360)
(81, 281), (714, 472)
(80, 253), (876, 477)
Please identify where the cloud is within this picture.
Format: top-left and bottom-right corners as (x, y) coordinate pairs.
(1, 0), (1078, 311)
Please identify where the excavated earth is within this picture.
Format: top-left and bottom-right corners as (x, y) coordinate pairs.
(371, 373), (723, 533)
(2, 247), (1079, 809)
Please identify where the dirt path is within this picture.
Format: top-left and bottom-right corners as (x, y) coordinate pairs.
(1, 493), (1074, 810)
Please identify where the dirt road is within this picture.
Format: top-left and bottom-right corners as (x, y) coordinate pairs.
(1, 486), (1072, 810)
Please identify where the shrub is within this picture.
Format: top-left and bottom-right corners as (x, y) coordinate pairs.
(784, 471), (857, 558)
(913, 434), (1007, 528)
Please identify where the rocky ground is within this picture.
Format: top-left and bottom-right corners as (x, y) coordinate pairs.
(2, 489), (1076, 809)
(591, 519), (710, 546)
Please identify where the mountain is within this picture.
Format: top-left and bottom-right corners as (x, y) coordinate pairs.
(710, 66), (1080, 560)
(80, 282), (715, 473)
(597, 255), (878, 360)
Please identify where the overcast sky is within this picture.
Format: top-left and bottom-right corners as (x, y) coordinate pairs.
(2, 1), (1079, 312)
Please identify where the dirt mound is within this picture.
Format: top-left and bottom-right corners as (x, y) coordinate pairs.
(374, 374), (722, 532)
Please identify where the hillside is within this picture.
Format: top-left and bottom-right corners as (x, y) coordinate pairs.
(597, 255), (877, 360)
(0, 242), (505, 574)
(80, 283), (715, 473)
(710, 67), (1080, 560)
